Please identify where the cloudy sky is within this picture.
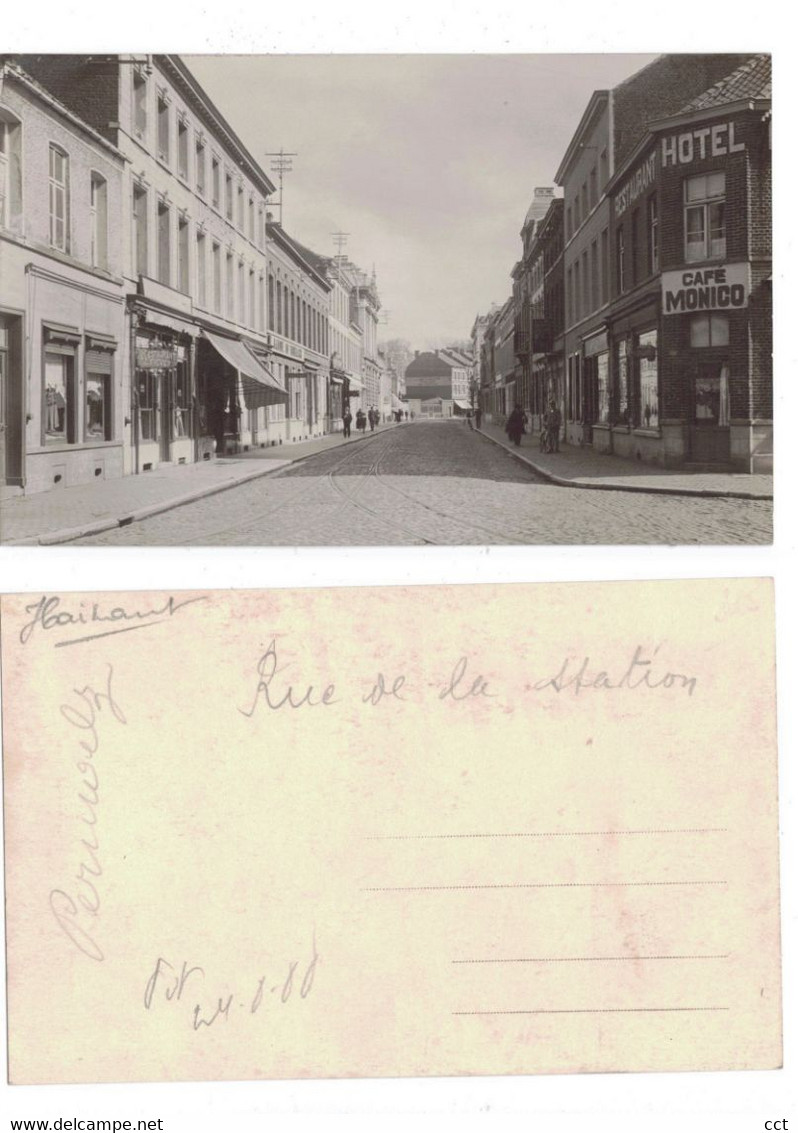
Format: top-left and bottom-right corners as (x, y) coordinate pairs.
(188, 54), (657, 349)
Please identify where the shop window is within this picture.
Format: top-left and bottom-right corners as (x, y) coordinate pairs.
(690, 314), (730, 347)
(211, 155), (220, 208)
(85, 346), (113, 442)
(615, 338), (629, 425)
(174, 357), (191, 437)
(685, 172), (725, 262)
(133, 68), (147, 137)
(157, 92), (170, 162)
(157, 200), (170, 285)
(44, 343), (76, 445)
(138, 371), (157, 441)
(636, 330), (659, 428)
(48, 144), (69, 253)
(90, 173), (107, 270)
(648, 194), (659, 274)
(0, 113), (23, 232)
(596, 351), (610, 423)
(132, 182), (148, 277)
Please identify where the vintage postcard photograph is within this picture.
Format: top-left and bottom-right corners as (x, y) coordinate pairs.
(0, 580), (782, 1083)
(0, 52), (773, 547)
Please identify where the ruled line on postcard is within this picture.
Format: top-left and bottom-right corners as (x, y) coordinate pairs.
(362, 880), (728, 892)
(366, 828), (728, 840)
(452, 954), (730, 964)
(452, 1007), (730, 1016)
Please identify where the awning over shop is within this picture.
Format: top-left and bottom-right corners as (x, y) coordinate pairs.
(454, 399), (472, 410)
(203, 331), (287, 408)
(138, 305), (198, 338)
(391, 394), (404, 409)
(347, 373), (364, 392)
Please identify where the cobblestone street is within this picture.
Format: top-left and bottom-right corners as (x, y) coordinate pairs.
(73, 421), (773, 546)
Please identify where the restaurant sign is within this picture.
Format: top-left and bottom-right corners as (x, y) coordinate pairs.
(662, 264), (749, 316)
(136, 347), (178, 370)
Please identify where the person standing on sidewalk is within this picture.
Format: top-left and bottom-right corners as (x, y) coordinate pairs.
(475, 407), (483, 430)
(545, 400), (562, 453)
(356, 408), (367, 433)
(505, 403), (527, 447)
(368, 407), (376, 431)
(342, 407), (353, 438)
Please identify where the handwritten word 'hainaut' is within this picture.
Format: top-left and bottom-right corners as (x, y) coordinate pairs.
(19, 594), (208, 646)
(49, 664), (127, 963)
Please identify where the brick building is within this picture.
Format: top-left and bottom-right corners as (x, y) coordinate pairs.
(555, 53), (756, 452)
(604, 54), (771, 470)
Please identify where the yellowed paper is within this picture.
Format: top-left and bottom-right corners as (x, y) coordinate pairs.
(0, 580), (781, 1084)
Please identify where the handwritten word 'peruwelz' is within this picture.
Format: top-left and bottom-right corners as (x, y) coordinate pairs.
(49, 664), (126, 962)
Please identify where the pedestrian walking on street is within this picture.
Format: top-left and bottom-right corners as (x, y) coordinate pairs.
(475, 407), (483, 430)
(368, 407), (376, 431)
(467, 410), (474, 430)
(505, 403), (527, 447)
(356, 408), (367, 433)
(342, 407), (353, 438)
(544, 399), (562, 453)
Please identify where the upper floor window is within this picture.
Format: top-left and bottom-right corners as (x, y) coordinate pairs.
(133, 68), (147, 136)
(237, 183), (244, 230)
(225, 171), (234, 221)
(132, 182), (148, 276)
(599, 148), (608, 189)
(157, 92), (170, 162)
(0, 115), (22, 231)
(685, 172), (725, 263)
(48, 144), (69, 252)
(90, 173), (108, 270)
(615, 226), (625, 294)
(589, 167), (597, 209)
(211, 155), (220, 208)
(177, 115), (189, 180)
(248, 195), (255, 242)
(690, 313), (729, 348)
(196, 137), (206, 195)
(648, 194), (659, 274)
(157, 200), (170, 285)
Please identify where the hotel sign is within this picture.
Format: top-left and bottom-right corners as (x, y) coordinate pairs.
(662, 264), (749, 315)
(661, 121), (745, 167)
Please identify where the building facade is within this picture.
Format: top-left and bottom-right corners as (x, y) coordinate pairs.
(0, 61), (127, 497)
(604, 55), (771, 470)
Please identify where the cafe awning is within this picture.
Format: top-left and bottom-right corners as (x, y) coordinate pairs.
(203, 331), (287, 407)
(454, 399), (472, 410)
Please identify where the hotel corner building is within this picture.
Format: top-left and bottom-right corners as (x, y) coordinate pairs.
(0, 53), (389, 498)
(554, 52), (768, 470)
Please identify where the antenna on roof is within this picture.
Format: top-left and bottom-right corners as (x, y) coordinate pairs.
(264, 149), (297, 226)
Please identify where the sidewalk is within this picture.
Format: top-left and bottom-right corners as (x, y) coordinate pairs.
(477, 422), (773, 500)
(1, 425), (395, 546)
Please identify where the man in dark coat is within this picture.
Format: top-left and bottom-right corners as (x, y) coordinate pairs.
(505, 403), (527, 447)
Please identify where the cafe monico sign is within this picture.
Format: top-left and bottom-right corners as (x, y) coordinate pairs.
(662, 264), (750, 315)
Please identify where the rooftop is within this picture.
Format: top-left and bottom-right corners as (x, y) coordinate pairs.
(676, 53), (771, 113)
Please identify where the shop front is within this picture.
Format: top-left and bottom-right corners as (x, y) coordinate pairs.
(133, 325), (195, 472)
